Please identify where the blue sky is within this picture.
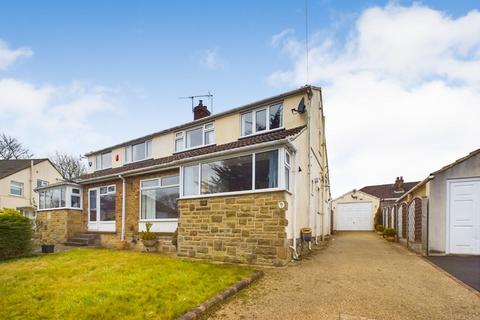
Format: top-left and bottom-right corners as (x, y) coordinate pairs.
(1, 1), (479, 195)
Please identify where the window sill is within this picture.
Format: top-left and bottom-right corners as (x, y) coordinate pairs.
(139, 219), (179, 222)
(124, 157), (153, 166)
(240, 127), (284, 139)
(180, 187), (288, 200)
(37, 207), (83, 212)
(9, 193), (23, 197)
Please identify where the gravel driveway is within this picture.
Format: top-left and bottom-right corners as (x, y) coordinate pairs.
(206, 232), (480, 320)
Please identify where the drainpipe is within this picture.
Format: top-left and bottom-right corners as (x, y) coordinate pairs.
(290, 151), (299, 260)
(118, 174), (126, 241)
(426, 198), (430, 256)
(30, 160), (34, 207)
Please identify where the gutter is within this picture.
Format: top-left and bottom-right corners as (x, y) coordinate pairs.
(396, 174), (435, 203)
(78, 138), (294, 184)
(119, 174), (126, 241)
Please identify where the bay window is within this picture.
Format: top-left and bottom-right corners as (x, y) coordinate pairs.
(241, 103), (283, 136)
(182, 148), (288, 197)
(125, 140), (152, 163)
(38, 186), (82, 210)
(96, 152), (112, 170)
(140, 175), (180, 220)
(175, 123), (214, 152)
(284, 151), (291, 191)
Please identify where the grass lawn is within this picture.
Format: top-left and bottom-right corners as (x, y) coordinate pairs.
(0, 248), (253, 320)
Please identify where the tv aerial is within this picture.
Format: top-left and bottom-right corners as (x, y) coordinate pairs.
(179, 92), (214, 112)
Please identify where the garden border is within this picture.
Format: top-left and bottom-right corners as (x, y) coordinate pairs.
(176, 270), (264, 320)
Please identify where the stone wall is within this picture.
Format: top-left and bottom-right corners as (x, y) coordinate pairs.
(177, 191), (290, 266)
(36, 209), (84, 244)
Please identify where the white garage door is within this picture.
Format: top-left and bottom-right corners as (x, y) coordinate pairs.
(336, 202), (374, 231)
(448, 178), (480, 255)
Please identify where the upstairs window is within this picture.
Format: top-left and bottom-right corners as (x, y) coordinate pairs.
(125, 140), (152, 163)
(37, 180), (49, 188)
(10, 181), (23, 196)
(175, 123), (214, 152)
(241, 103), (283, 136)
(96, 152), (112, 170)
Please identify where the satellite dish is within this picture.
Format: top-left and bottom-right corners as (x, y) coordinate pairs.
(295, 97), (306, 113)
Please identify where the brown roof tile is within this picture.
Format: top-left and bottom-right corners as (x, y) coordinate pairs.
(0, 159), (48, 180)
(78, 126), (305, 181)
(360, 181), (419, 200)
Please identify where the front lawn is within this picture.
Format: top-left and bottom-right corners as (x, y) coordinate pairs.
(0, 248), (253, 320)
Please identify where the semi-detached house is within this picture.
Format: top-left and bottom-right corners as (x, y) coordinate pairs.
(36, 86), (331, 266)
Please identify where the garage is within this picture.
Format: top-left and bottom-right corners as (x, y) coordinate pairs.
(447, 178), (480, 255)
(336, 202), (374, 231)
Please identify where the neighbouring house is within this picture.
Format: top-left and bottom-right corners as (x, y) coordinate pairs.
(0, 159), (62, 219)
(390, 148), (480, 255)
(332, 177), (418, 231)
(36, 86), (332, 266)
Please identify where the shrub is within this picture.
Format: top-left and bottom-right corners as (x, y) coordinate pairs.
(383, 228), (396, 237)
(0, 208), (33, 260)
(374, 207), (383, 226)
(375, 224), (384, 232)
(139, 222), (156, 241)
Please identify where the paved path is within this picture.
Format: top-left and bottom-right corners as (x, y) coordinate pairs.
(207, 232), (480, 320)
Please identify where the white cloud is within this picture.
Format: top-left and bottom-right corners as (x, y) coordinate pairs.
(200, 48), (225, 70)
(268, 3), (480, 196)
(0, 40), (33, 70)
(0, 78), (118, 156)
(271, 28), (294, 47)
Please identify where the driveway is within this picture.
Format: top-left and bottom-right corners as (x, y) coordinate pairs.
(206, 232), (480, 320)
(426, 255), (480, 291)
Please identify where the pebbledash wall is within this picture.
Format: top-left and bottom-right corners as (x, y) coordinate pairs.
(177, 191), (290, 266)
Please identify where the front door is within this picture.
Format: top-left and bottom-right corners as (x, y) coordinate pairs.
(88, 186), (116, 232)
(448, 179), (480, 254)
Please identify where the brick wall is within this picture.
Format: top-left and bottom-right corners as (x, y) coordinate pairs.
(177, 191), (290, 266)
(36, 209), (83, 244)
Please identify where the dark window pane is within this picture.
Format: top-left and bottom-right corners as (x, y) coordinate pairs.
(162, 175), (179, 186)
(141, 187), (179, 219)
(71, 196), (81, 208)
(100, 194), (116, 221)
(201, 155), (252, 194)
(269, 104), (283, 129)
(242, 113), (252, 135)
(89, 190), (97, 221)
(255, 150), (278, 189)
(256, 109), (266, 132)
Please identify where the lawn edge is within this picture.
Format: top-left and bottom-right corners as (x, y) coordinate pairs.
(176, 270), (263, 320)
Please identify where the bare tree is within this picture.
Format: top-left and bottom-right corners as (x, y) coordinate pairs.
(0, 133), (33, 160)
(50, 151), (86, 180)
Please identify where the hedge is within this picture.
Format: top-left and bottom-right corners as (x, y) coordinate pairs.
(0, 209), (33, 260)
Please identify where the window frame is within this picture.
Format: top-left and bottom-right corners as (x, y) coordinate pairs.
(87, 184), (116, 223)
(37, 186), (83, 211)
(174, 123), (215, 152)
(241, 103), (283, 137)
(180, 147), (289, 198)
(95, 152), (112, 171)
(284, 150), (291, 191)
(36, 179), (49, 188)
(139, 175), (180, 222)
(124, 140), (153, 164)
(10, 181), (24, 196)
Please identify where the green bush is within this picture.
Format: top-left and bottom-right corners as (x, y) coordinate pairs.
(0, 208), (33, 260)
(375, 224), (384, 232)
(139, 222), (156, 241)
(383, 228), (396, 237)
(374, 207), (383, 226)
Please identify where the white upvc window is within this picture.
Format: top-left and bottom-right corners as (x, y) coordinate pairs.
(284, 150), (291, 191)
(181, 148), (288, 197)
(175, 123), (215, 152)
(38, 186), (83, 210)
(37, 179), (49, 188)
(241, 103), (283, 137)
(96, 152), (112, 170)
(140, 175), (180, 221)
(10, 181), (23, 196)
(125, 140), (152, 163)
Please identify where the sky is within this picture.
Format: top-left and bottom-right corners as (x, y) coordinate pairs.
(0, 0), (479, 197)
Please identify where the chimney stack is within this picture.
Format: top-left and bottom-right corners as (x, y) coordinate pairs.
(394, 176), (405, 192)
(193, 100), (211, 120)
